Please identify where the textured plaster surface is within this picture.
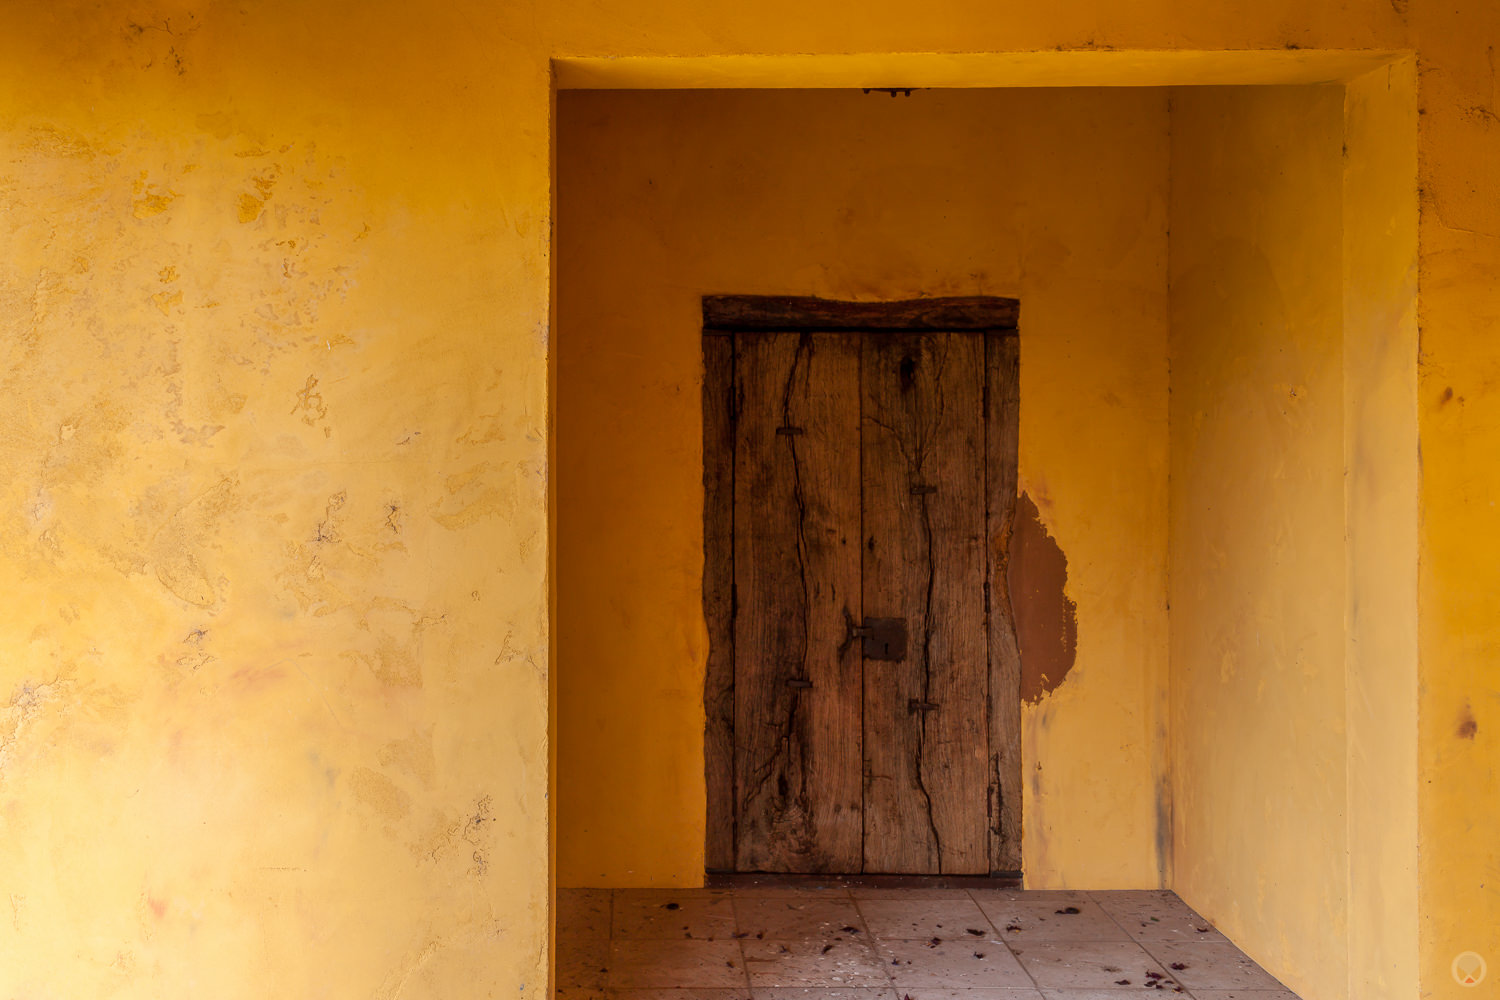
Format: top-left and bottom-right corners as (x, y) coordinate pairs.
(1168, 74), (1422, 1000)
(1, 5), (552, 996)
(1169, 84), (1352, 1000)
(0, 1), (1493, 997)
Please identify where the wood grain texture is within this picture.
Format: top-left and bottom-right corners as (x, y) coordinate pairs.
(732, 332), (863, 873)
(704, 296), (1020, 333)
(861, 332), (989, 874)
(985, 334), (1023, 874)
(702, 334), (736, 872)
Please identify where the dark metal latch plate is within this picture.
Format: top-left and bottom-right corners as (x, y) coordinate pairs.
(855, 617), (907, 661)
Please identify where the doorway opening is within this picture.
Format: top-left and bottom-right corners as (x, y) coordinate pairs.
(701, 295), (1021, 876)
(552, 61), (1417, 1000)
(555, 84), (1160, 893)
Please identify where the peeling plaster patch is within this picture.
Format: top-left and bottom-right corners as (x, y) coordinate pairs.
(149, 476), (238, 608)
(464, 794), (494, 877)
(0, 677), (65, 774)
(27, 125), (100, 159)
(1008, 491), (1077, 703)
(350, 766), (410, 821)
(373, 938), (440, 999)
(291, 374), (328, 426)
(237, 193), (263, 223)
(314, 491), (347, 543)
(430, 461), (517, 529)
(1457, 703), (1479, 740)
(494, 630), (527, 666)
(132, 193), (173, 218)
(378, 729), (435, 786)
(131, 171), (177, 218)
(28, 489), (53, 523)
(150, 288), (182, 315)
(349, 636), (422, 688)
(455, 414), (505, 446)
(175, 626), (215, 674)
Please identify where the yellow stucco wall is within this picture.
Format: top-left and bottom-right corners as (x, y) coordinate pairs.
(0, 5), (553, 997)
(1169, 84), (1358, 1000)
(1414, 8), (1500, 999)
(556, 87), (1171, 889)
(1167, 71), (1420, 1000)
(2, 1), (1496, 997)
(1341, 61), (1420, 1000)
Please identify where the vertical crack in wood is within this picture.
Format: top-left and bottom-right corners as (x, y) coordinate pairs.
(782, 334), (815, 858)
(857, 338), (867, 876)
(915, 481), (944, 871)
(983, 348), (1003, 864)
(911, 338), (949, 872)
(727, 337), (740, 865)
(737, 334), (817, 861)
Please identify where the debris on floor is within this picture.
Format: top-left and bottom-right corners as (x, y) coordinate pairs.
(555, 886), (1301, 998)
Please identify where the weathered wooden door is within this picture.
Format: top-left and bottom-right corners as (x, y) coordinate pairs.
(703, 296), (1021, 876)
(730, 330), (864, 873)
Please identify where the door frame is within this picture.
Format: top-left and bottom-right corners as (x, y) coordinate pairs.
(701, 295), (1023, 876)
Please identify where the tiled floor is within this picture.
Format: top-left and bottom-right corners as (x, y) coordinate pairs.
(556, 886), (1301, 1000)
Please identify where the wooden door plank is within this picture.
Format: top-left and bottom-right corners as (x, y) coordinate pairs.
(733, 332), (863, 873)
(861, 333), (990, 874)
(985, 334), (1023, 873)
(702, 333), (736, 872)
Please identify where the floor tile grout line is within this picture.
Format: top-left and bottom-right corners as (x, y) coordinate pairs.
(1093, 890), (1237, 997)
(1093, 891), (1192, 992)
(1134, 899), (1209, 970)
(1093, 887), (1149, 944)
(965, 888), (1047, 993)
(846, 890), (902, 990)
(966, 890), (1022, 964)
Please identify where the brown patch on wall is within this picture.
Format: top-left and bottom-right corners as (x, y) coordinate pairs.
(1457, 703), (1478, 740)
(1007, 492), (1077, 703)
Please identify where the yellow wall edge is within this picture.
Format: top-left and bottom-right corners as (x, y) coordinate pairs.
(554, 49), (1405, 91)
(1341, 58), (1420, 1000)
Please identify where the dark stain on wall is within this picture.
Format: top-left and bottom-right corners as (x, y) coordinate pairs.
(1154, 756), (1174, 884)
(1457, 703), (1478, 740)
(1007, 492), (1078, 703)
